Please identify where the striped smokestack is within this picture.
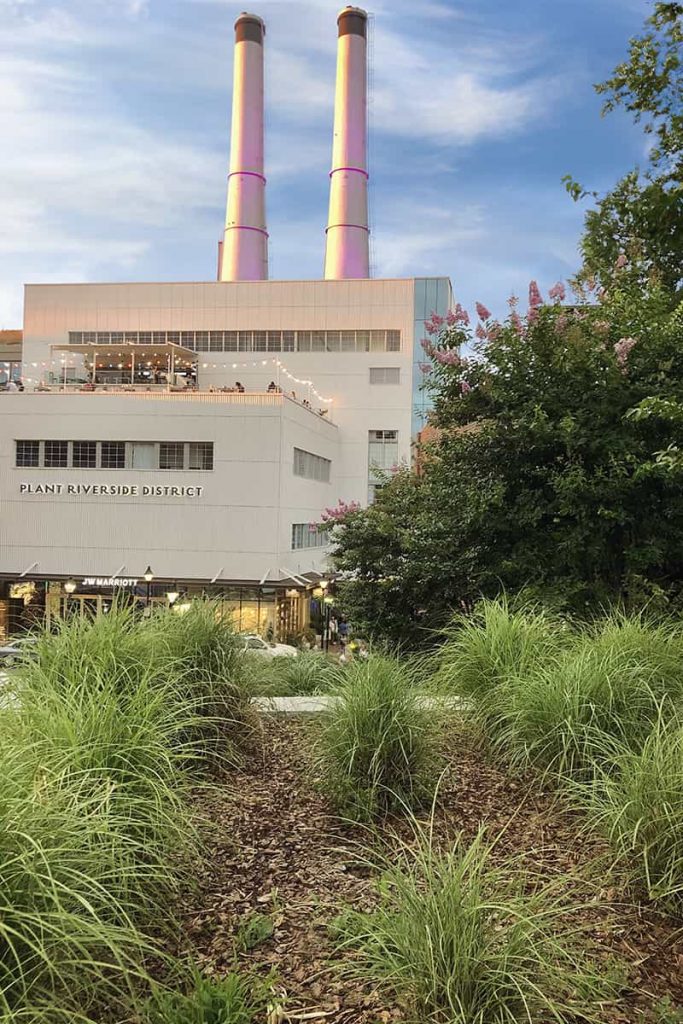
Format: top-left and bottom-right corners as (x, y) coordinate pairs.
(324, 6), (370, 280)
(219, 12), (268, 282)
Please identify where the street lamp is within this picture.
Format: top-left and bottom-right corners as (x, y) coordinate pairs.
(143, 565), (154, 608)
(64, 578), (77, 617)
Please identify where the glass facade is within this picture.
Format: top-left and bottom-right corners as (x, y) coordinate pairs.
(412, 278), (453, 436)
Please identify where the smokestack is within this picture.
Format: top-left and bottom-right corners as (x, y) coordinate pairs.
(324, 6), (370, 280)
(219, 12), (268, 282)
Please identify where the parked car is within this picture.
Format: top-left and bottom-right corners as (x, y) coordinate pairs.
(237, 634), (298, 659)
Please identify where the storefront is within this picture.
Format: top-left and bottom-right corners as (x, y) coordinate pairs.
(0, 575), (313, 644)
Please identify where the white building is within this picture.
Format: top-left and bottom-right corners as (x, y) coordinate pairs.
(0, 8), (454, 639)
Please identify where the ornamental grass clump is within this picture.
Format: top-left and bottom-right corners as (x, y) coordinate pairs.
(0, 605), (202, 1020)
(144, 967), (268, 1024)
(316, 655), (439, 819)
(246, 650), (341, 696)
(435, 597), (566, 704)
(335, 826), (620, 1024)
(497, 613), (683, 778)
(587, 715), (683, 909)
(146, 600), (253, 763)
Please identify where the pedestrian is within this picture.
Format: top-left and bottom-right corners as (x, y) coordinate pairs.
(235, 381), (245, 392)
(6, 379), (18, 392)
(267, 380), (278, 392)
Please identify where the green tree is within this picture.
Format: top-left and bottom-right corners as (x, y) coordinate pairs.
(564, 2), (682, 297)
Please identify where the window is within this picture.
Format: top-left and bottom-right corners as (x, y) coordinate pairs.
(293, 447), (331, 483)
(369, 367), (401, 385)
(44, 441), (68, 468)
(210, 332), (223, 352)
(15, 441), (40, 467)
(292, 523), (328, 550)
(189, 442), (214, 471)
(159, 442), (185, 470)
(253, 331), (267, 352)
(131, 442), (156, 469)
(66, 328), (402, 353)
(386, 330), (401, 352)
(101, 442), (125, 469)
(368, 430), (399, 503)
(72, 441), (97, 468)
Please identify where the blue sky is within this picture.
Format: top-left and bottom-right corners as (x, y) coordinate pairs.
(0, 0), (653, 326)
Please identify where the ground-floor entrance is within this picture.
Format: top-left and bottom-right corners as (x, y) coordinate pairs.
(0, 577), (315, 645)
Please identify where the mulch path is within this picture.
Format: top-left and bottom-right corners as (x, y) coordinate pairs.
(174, 716), (683, 1023)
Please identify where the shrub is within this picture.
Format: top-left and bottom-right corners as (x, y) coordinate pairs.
(335, 826), (620, 1024)
(587, 716), (683, 908)
(315, 656), (440, 819)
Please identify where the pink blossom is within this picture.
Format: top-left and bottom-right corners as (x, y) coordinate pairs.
(429, 312), (445, 328)
(424, 320), (438, 335)
(434, 349), (461, 366)
(488, 322), (501, 341)
(548, 281), (566, 303)
(420, 338), (434, 355)
(615, 253), (628, 269)
(475, 323), (487, 341)
(507, 293), (519, 309)
(528, 280), (543, 308)
(510, 311), (524, 336)
(614, 336), (637, 370)
(320, 499), (361, 523)
(475, 301), (491, 321)
(527, 307), (539, 325)
(459, 380), (472, 396)
(418, 361), (433, 375)
(555, 314), (568, 334)
(447, 303), (470, 326)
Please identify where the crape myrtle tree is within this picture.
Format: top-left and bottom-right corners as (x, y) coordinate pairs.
(325, 2), (683, 646)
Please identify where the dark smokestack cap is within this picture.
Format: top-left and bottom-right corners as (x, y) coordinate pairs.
(235, 12), (265, 43)
(337, 6), (367, 37)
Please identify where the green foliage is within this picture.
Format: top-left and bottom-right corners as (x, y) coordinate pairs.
(235, 913), (274, 952)
(243, 650), (341, 696)
(587, 716), (683, 908)
(567, 2), (683, 297)
(0, 602), (251, 1021)
(144, 968), (266, 1024)
(442, 600), (683, 910)
(335, 825), (620, 1024)
(315, 656), (440, 819)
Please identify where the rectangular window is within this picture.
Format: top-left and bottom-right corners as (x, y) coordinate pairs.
(311, 331), (325, 352)
(153, 331), (166, 344)
(72, 441), (97, 468)
(253, 331), (267, 352)
(369, 367), (401, 385)
(159, 442), (185, 470)
(356, 330), (370, 352)
(282, 331), (295, 352)
(297, 331), (311, 352)
(326, 331), (341, 352)
(370, 330), (385, 352)
(16, 440), (40, 467)
(139, 332), (152, 345)
(131, 442), (156, 469)
(101, 441), (125, 469)
(267, 331), (282, 352)
(341, 330), (356, 352)
(195, 332), (209, 352)
(125, 332), (138, 344)
(368, 429), (399, 503)
(189, 442), (214, 471)
(210, 332), (224, 352)
(238, 331), (252, 352)
(386, 330), (401, 352)
(69, 332), (83, 344)
(224, 332), (238, 352)
(293, 447), (331, 483)
(44, 441), (68, 468)
(291, 523), (328, 550)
